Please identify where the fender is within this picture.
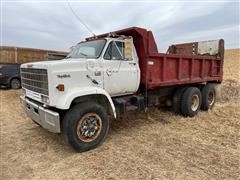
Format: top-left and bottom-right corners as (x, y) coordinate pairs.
(55, 86), (116, 118)
(8, 75), (21, 84)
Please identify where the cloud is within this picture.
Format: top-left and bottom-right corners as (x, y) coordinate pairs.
(163, 24), (240, 49)
(1, 1), (239, 52)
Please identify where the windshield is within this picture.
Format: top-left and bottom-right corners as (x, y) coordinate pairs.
(67, 39), (106, 59)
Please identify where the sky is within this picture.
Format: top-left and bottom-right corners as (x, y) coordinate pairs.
(1, 0), (240, 52)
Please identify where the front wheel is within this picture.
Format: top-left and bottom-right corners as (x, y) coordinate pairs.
(63, 102), (109, 152)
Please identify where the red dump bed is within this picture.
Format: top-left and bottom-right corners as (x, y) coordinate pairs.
(91, 27), (224, 90)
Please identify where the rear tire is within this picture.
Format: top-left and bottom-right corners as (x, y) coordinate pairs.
(62, 102), (109, 152)
(201, 84), (216, 111)
(10, 78), (21, 89)
(180, 87), (202, 117)
(172, 87), (187, 114)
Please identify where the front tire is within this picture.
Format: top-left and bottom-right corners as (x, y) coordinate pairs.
(63, 102), (109, 152)
(180, 87), (202, 117)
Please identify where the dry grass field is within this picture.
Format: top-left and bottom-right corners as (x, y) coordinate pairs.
(0, 49), (239, 179)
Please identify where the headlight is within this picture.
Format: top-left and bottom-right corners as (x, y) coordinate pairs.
(41, 95), (49, 104)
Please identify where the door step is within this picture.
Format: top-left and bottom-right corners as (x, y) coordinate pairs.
(126, 105), (139, 111)
(113, 95), (145, 117)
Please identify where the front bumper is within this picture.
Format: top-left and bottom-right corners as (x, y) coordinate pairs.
(20, 95), (61, 133)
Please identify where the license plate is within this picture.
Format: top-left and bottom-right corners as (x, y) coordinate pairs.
(26, 89), (41, 102)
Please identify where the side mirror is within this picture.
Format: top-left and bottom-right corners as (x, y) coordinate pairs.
(124, 37), (133, 60)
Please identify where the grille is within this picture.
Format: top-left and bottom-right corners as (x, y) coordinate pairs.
(21, 68), (49, 95)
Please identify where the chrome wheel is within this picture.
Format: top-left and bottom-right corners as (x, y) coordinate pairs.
(191, 94), (200, 111)
(76, 113), (103, 143)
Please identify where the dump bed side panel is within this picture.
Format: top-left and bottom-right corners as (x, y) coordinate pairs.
(146, 53), (223, 89)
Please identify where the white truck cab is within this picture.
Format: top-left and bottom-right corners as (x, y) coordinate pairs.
(20, 35), (140, 151)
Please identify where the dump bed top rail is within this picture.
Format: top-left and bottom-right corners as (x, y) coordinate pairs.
(167, 39), (224, 62)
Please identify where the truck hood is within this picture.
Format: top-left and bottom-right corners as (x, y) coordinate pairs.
(20, 57), (103, 108)
(20, 58), (88, 69)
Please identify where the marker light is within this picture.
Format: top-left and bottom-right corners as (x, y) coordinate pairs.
(56, 84), (65, 91)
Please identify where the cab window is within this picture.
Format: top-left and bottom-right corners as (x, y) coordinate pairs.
(104, 41), (124, 60)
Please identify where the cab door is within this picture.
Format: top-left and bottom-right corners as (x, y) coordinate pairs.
(103, 39), (140, 96)
(86, 58), (103, 88)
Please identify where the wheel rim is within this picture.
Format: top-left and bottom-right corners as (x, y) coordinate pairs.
(208, 91), (215, 106)
(11, 79), (20, 89)
(76, 113), (103, 143)
(191, 94), (200, 111)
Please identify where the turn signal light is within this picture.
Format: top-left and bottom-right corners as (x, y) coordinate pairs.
(41, 95), (49, 103)
(56, 84), (65, 91)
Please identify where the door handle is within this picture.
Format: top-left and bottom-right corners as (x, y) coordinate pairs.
(129, 62), (136, 65)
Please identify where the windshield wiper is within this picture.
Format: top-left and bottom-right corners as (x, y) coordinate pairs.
(80, 52), (88, 57)
(65, 52), (89, 59)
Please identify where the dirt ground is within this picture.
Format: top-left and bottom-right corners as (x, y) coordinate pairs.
(0, 49), (239, 179)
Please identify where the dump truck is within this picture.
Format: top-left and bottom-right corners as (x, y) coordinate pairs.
(20, 27), (224, 152)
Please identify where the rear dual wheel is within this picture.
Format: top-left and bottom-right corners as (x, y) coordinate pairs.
(173, 84), (216, 117)
(172, 87), (187, 114)
(180, 87), (202, 117)
(201, 84), (216, 110)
